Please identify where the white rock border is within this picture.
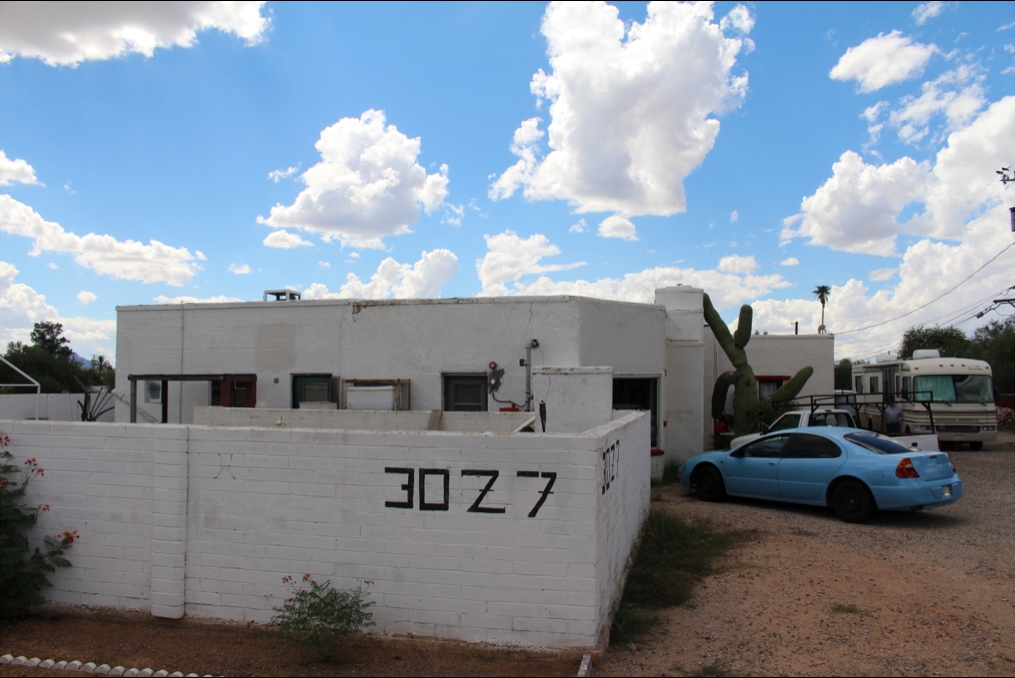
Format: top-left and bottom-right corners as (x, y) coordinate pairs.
(0, 654), (213, 677)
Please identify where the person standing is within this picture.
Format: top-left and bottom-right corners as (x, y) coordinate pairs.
(885, 396), (902, 434)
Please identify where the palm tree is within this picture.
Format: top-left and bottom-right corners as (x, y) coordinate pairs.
(813, 285), (831, 333)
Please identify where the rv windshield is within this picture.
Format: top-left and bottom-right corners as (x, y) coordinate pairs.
(913, 375), (993, 403)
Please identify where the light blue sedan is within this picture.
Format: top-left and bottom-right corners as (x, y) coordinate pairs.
(678, 427), (962, 522)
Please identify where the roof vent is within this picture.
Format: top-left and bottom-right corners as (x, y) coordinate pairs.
(912, 349), (941, 360)
(263, 289), (301, 302)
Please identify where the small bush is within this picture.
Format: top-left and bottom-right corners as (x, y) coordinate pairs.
(830, 603), (862, 615)
(0, 432), (77, 619)
(269, 574), (375, 664)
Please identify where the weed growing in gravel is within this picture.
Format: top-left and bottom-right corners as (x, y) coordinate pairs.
(610, 508), (748, 643)
(830, 603), (863, 615)
(651, 460), (683, 487)
(268, 575), (375, 664)
(693, 660), (731, 677)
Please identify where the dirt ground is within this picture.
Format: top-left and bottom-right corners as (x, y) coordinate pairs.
(598, 433), (1015, 677)
(2, 434), (1013, 677)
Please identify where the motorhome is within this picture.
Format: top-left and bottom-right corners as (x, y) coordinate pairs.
(852, 349), (997, 449)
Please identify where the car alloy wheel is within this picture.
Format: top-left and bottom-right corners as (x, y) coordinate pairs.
(695, 465), (726, 502)
(832, 479), (874, 523)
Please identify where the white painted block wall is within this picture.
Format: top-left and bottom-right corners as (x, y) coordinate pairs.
(3, 412), (650, 649)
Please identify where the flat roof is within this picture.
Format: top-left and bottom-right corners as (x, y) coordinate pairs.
(116, 294), (664, 313)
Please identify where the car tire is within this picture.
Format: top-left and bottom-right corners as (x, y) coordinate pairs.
(831, 479), (875, 523)
(969, 441), (983, 451)
(694, 465), (726, 502)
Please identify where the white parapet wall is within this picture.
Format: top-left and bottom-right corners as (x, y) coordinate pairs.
(193, 407), (535, 432)
(0, 393), (114, 422)
(2, 411), (650, 649)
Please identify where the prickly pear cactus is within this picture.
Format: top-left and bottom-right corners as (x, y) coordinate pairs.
(704, 293), (814, 437)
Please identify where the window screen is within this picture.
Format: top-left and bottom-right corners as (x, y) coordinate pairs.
(145, 381), (162, 404)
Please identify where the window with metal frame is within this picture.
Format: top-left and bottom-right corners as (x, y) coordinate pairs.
(443, 375), (488, 412)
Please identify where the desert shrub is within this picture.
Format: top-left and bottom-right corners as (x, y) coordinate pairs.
(268, 574), (375, 664)
(0, 432), (77, 618)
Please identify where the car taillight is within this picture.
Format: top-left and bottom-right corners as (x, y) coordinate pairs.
(896, 458), (920, 478)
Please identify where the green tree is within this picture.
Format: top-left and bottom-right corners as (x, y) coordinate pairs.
(834, 358), (853, 390)
(814, 285), (831, 333)
(898, 325), (971, 360)
(1, 322), (111, 394)
(30, 322), (72, 358)
(969, 318), (1015, 395)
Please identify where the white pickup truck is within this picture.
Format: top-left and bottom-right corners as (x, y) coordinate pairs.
(728, 408), (939, 451)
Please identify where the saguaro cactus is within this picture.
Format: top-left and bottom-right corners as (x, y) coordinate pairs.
(704, 293), (814, 436)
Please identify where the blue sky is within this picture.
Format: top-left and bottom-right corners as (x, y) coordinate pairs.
(1, 1), (1013, 364)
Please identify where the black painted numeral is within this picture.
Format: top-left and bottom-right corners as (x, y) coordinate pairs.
(462, 470), (506, 513)
(419, 468), (450, 511)
(517, 470), (557, 518)
(384, 467), (414, 509)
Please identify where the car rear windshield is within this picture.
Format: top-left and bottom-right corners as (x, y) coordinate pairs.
(844, 432), (913, 455)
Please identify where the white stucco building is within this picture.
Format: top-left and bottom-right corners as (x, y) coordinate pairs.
(114, 286), (834, 464)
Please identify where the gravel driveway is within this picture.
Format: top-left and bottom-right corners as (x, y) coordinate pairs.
(598, 433), (1015, 676)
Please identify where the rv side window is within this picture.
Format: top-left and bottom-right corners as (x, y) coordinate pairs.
(902, 376), (911, 400)
(869, 376), (879, 394)
(854, 376), (863, 394)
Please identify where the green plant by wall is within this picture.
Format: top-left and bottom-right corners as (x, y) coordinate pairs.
(0, 432), (77, 619)
(703, 294), (814, 437)
(268, 574), (375, 664)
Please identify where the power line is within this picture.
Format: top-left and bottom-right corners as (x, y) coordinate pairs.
(835, 242), (1015, 336)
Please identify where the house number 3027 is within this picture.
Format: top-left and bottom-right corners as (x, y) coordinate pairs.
(383, 468), (556, 518)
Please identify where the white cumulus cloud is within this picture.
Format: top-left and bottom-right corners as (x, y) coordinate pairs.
(0, 150), (40, 185)
(830, 31), (937, 92)
(597, 215), (638, 241)
(476, 231), (586, 296)
(302, 249), (459, 300)
(729, 209), (739, 223)
(0, 1), (269, 67)
(491, 1), (750, 218)
(780, 257), (799, 267)
(781, 151), (932, 255)
(717, 254), (757, 274)
(228, 263), (251, 274)
(1, 195), (201, 284)
(258, 110), (449, 249)
(77, 290), (97, 305)
(263, 229), (312, 249)
(888, 65), (986, 144)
